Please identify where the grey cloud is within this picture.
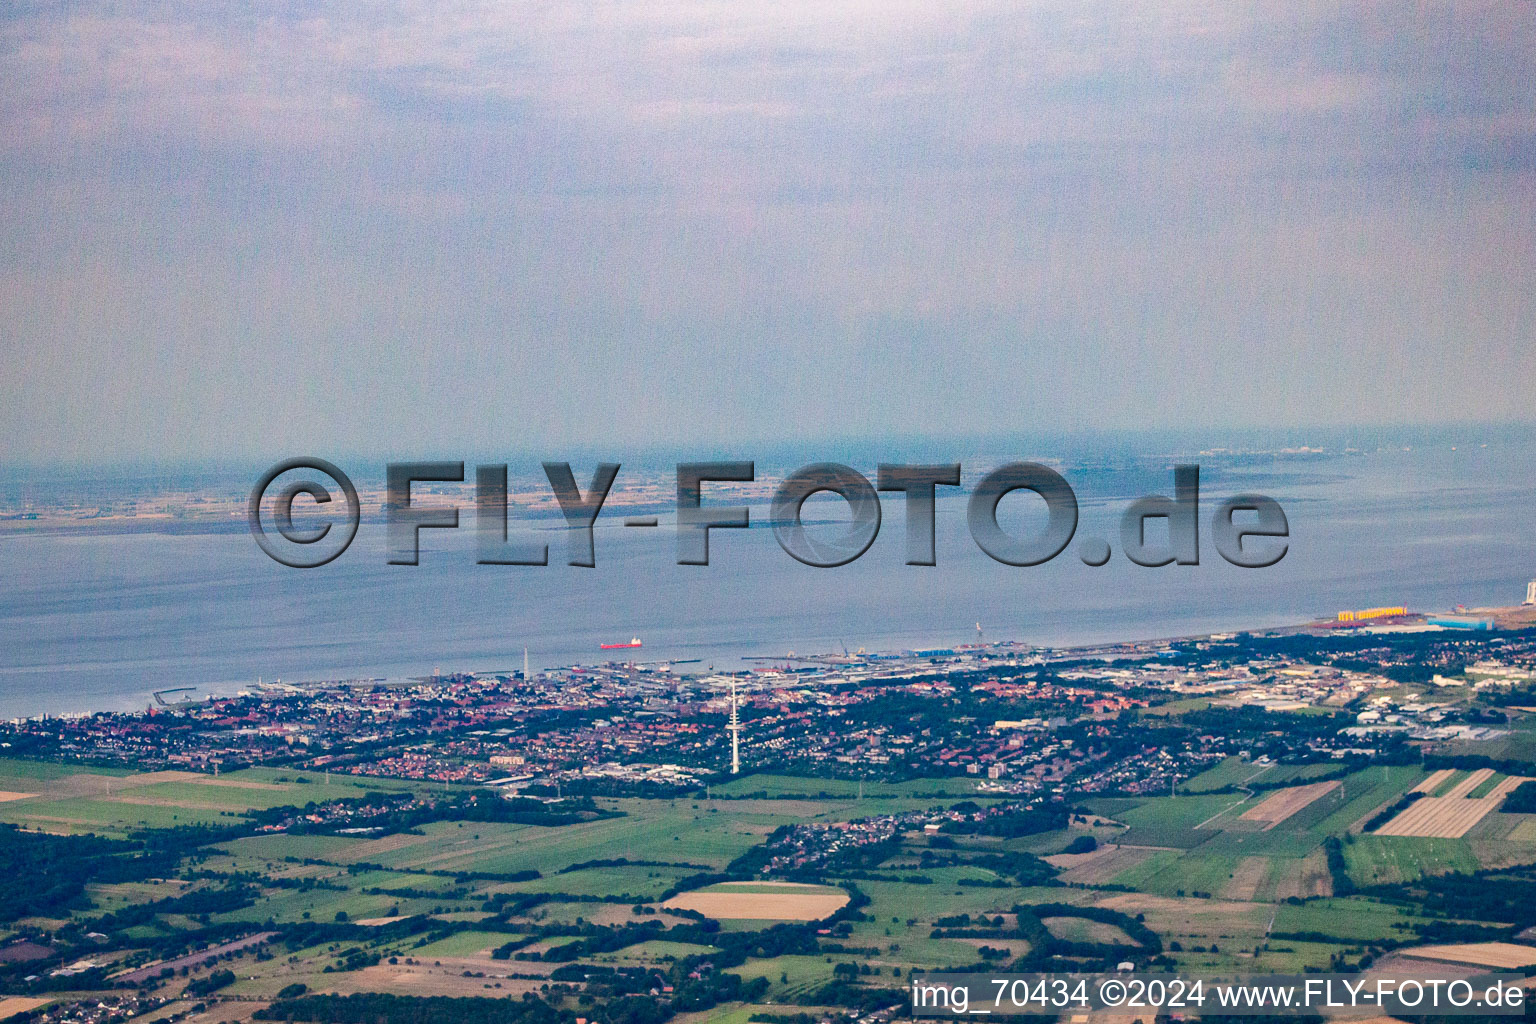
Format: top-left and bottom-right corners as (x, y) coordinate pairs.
(1, 0), (1533, 462)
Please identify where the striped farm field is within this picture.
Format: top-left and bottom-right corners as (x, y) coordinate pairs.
(1413, 769), (1455, 794)
(1442, 768), (1495, 799)
(663, 882), (848, 921)
(1239, 781), (1342, 830)
(1376, 773), (1532, 838)
(1484, 775), (1528, 802)
(1397, 942), (1536, 969)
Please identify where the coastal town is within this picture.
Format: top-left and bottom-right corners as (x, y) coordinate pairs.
(6, 603), (1536, 806)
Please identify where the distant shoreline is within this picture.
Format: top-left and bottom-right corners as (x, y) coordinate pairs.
(18, 604), (1534, 724)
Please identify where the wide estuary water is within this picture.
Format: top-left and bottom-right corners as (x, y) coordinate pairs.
(1, 431), (1533, 718)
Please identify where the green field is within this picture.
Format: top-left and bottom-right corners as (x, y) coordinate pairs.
(711, 774), (983, 798)
(1142, 698), (1214, 717)
(1116, 792), (1246, 831)
(0, 762), (435, 837)
(0, 796), (231, 833)
(1341, 834), (1479, 885)
(599, 939), (719, 963)
(1110, 850), (1246, 897)
(1272, 896), (1427, 941)
(1179, 758), (1342, 795)
(0, 759), (130, 785)
(1468, 772), (1505, 799)
(1180, 757), (1272, 793)
(222, 833), (372, 862)
(408, 930), (524, 958)
(499, 864), (691, 898)
(1040, 916), (1137, 945)
(730, 954), (840, 1000)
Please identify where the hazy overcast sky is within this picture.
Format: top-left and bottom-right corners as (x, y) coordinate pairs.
(2, 0), (1533, 463)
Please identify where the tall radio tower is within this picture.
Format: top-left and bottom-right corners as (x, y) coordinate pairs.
(728, 680), (741, 775)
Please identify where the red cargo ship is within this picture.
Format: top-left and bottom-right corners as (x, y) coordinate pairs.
(600, 637), (643, 650)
